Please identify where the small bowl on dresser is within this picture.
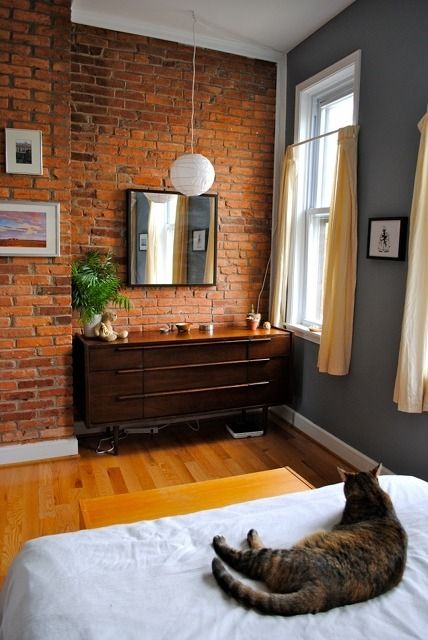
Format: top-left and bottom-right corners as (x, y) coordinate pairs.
(175, 322), (191, 334)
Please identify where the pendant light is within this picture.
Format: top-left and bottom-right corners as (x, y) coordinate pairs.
(170, 12), (215, 196)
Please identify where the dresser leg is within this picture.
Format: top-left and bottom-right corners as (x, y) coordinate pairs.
(113, 425), (119, 455)
(262, 406), (268, 433)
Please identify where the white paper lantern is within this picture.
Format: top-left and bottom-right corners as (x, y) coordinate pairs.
(170, 153), (215, 196)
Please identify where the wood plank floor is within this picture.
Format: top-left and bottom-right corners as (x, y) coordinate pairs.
(0, 418), (353, 587)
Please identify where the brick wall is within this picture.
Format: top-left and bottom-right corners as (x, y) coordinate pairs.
(0, 7), (276, 448)
(0, 0), (73, 445)
(71, 25), (276, 331)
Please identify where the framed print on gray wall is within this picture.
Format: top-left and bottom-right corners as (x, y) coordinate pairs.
(192, 228), (207, 251)
(367, 217), (408, 261)
(0, 200), (60, 256)
(5, 128), (43, 175)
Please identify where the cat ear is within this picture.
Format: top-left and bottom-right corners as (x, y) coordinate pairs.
(337, 467), (350, 482)
(370, 463), (382, 477)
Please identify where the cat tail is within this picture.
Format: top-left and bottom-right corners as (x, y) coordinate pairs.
(212, 558), (318, 616)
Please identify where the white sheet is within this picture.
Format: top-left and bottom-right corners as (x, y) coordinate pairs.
(1, 475), (427, 640)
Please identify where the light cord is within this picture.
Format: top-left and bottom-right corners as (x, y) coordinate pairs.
(256, 254), (271, 314)
(190, 10), (196, 154)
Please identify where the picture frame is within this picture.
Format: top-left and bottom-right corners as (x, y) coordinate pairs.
(367, 217), (408, 261)
(0, 200), (60, 256)
(5, 128), (43, 175)
(192, 228), (207, 251)
(139, 233), (148, 251)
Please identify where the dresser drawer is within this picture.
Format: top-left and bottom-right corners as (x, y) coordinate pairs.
(248, 358), (285, 383)
(144, 340), (247, 367)
(248, 335), (290, 359)
(89, 345), (144, 372)
(144, 385), (248, 418)
(87, 371), (144, 424)
(144, 361), (247, 394)
(247, 378), (287, 406)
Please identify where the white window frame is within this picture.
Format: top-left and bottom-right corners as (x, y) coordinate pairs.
(286, 51), (361, 343)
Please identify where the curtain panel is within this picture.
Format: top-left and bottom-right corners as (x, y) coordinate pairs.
(317, 125), (359, 375)
(172, 195), (188, 284)
(393, 113), (428, 412)
(269, 146), (297, 327)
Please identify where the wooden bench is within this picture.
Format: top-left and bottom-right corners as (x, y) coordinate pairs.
(79, 466), (313, 529)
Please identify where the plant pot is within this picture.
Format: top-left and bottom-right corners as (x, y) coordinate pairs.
(83, 314), (102, 338)
(246, 316), (261, 331)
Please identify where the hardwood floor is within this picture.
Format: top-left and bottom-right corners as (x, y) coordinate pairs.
(0, 418), (352, 587)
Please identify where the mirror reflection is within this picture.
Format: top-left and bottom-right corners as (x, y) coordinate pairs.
(127, 190), (217, 286)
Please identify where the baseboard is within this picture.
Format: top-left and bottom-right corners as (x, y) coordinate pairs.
(0, 437), (78, 466)
(270, 405), (394, 474)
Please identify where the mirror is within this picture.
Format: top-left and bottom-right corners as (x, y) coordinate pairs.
(127, 189), (217, 286)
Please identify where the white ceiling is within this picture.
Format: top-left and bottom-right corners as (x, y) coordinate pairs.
(71, 0), (355, 62)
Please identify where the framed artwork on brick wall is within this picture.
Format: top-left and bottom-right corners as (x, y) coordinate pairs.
(0, 200), (60, 256)
(5, 128), (43, 175)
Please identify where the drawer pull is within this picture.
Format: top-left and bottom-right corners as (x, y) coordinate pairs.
(116, 368), (144, 374)
(249, 358), (270, 365)
(144, 359), (248, 372)
(143, 339), (248, 349)
(114, 346), (144, 352)
(144, 383), (249, 398)
(117, 394), (144, 401)
(248, 381), (270, 387)
(249, 338), (272, 343)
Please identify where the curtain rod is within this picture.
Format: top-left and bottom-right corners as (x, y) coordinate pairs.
(291, 127), (342, 149)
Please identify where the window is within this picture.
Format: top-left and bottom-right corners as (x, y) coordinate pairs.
(287, 51), (360, 334)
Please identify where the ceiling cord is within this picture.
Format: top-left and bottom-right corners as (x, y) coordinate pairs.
(190, 10), (197, 154)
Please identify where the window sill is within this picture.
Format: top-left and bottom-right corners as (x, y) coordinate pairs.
(285, 323), (321, 345)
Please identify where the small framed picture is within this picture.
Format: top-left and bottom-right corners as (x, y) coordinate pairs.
(139, 233), (148, 251)
(367, 217), (408, 261)
(0, 200), (60, 256)
(192, 228), (207, 251)
(5, 128), (43, 175)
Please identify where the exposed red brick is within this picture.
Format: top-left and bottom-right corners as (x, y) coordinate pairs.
(0, 0), (73, 446)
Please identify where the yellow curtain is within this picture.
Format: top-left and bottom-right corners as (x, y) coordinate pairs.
(172, 195), (188, 284)
(317, 125), (359, 375)
(129, 194), (138, 283)
(393, 113), (428, 412)
(204, 198), (215, 284)
(145, 203), (159, 284)
(269, 146), (297, 327)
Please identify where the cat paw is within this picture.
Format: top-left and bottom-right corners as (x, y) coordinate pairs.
(247, 529), (258, 543)
(212, 535), (226, 550)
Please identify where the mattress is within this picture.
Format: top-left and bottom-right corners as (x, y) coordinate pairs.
(1, 474), (427, 639)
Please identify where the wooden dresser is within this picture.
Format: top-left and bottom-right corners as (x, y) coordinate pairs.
(73, 326), (291, 453)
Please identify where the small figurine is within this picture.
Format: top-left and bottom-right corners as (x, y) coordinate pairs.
(93, 310), (128, 342)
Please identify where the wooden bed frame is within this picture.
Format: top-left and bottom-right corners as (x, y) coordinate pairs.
(79, 467), (313, 529)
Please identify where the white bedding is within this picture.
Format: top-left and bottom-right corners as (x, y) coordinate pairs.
(1, 474), (427, 640)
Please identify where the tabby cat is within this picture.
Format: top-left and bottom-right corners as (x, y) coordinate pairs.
(211, 464), (407, 616)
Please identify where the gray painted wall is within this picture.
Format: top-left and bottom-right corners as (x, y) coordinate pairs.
(286, 0), (428, 479)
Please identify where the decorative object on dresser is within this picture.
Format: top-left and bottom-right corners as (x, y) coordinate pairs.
(93, 310), (129, 342)
(71, 250), (131, 337)
(246, 304), (261, 330)
(175, 322), (192, 334)
(73, 327), (292, 454)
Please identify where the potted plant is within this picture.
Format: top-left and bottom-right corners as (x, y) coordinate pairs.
(72, 250), (131, 336)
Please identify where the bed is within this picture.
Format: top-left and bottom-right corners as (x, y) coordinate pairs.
(1, 473), (427, 639)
